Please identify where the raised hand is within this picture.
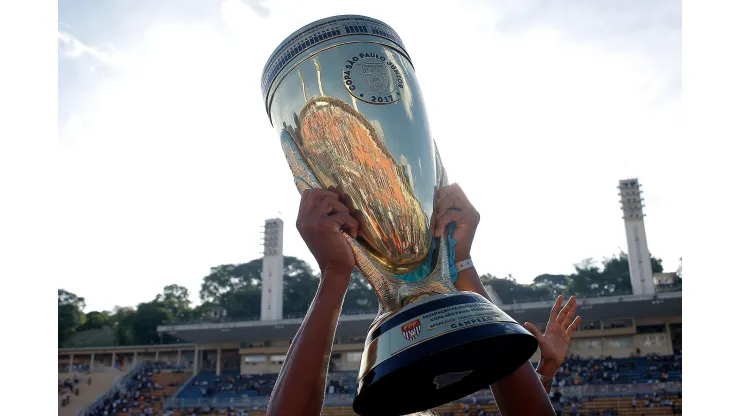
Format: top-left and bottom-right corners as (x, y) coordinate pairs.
(525, 295), (582, 377)
(296, 187), (359, 282)
(434, 183), (480, 260)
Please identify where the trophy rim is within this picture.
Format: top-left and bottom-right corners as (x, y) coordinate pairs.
(260, 14), (412, 113)
(357, 292), (522, 380)
(353, 320), (538, 415)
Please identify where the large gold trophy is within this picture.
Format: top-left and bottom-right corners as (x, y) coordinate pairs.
(261, 15), (537, 416)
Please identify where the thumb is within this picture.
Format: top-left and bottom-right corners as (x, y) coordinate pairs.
(524, 322), (546, 343)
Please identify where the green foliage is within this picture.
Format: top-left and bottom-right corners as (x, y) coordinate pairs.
(127, 302), (175, 345)
(198, 256), (322, 319)
(63, 327), (116, 347)
(480, 274), (553, 304)
(112, 306), (136, 346)
(59, 252), (671, 347)
(480, 253), (667, 303)
(651, 256), (664, 274)
(343, 270), (379, 313)
(79, 311), (110, 331)
(155, 284), (192, 319)
(58, 289), (87, 347)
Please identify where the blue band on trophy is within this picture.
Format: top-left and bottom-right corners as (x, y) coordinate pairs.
(392, 223), (459, 284)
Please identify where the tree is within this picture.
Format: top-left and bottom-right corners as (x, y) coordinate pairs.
(481, 274), (552, 304)
(61, 250), (676, 348)
(79, 311), (110, 331)
(111, 306), (137, 346)
(600, 252), (632, 294)
(155, 284), (192, 319)
(199, 259), (263, 319)
(533, 274), (568, 288)
(567, 257), (616, 296)
(283, 258), (320, 317)
(128, 301), (176, 345)
(59, 289), (85, 309)
(651, 255), (664, 274)
(199, 256), (322, 319)
(199, 261), (262, 304)
(58, 289), (86, 347)
(343, 269), (379, 313)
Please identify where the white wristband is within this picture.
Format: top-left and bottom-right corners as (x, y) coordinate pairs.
(455, 258), (474, 272)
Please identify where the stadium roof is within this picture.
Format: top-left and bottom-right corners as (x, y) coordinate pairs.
(157, 291), (682, 345)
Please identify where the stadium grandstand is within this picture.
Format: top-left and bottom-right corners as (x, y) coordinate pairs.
(60, 290), (682, 416)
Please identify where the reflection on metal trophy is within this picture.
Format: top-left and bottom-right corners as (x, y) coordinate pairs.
(261, 15), (537, 416)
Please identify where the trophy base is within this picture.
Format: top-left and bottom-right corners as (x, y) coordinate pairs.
(353, 292), (537, 416)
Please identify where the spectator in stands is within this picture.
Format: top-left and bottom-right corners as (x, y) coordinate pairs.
(266, 186), (570, 416)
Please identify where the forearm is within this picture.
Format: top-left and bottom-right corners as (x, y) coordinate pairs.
(454, 267), (554, 415)
(536, 370), (554, 394)
(536, 361), (557, 394)
(492, 364), (554, 415)
(267, 277), (347, 416)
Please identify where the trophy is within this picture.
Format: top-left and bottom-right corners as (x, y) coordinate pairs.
(261, 15), (537, 416)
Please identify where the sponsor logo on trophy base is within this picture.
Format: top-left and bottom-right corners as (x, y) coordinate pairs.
(401, 319), (422, 341)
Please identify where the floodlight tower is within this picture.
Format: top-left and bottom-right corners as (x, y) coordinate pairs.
(260, 218), (284, 321)
(618, 178), (655, 296)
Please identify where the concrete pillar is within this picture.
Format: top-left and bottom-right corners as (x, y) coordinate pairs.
(665, 323), (673, 348)
(193, 345), (199, 373)
(133, 351), (138, 366)
(177, 350), (182, 365)
(155, 350), (160, 362)
(69, 354), (74, 373)
(216, 348), (222, 376)
(90, 353), (95, 371)
(112, 352), (117, 369)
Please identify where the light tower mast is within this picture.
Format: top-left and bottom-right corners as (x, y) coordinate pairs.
(260, 218), (284, 321)
(618, 178), (655, 296)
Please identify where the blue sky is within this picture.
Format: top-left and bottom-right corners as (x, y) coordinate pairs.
(58, 0), (682, 312)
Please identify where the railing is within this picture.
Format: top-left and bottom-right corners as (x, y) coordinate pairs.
(164, 372), (200, 409)
(162, 308), (378, 326)
(166, 396), (270, 409)
(162, 382), (681, 409)
(162, 287), (682, 328)
(559, 381), (682, 397)
(656, 283), (682, 293)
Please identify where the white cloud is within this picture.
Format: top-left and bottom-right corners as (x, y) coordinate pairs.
(58, 0), (681, 311)
(58, 30), (124, 67)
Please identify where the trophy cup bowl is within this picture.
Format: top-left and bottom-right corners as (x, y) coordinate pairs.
(261, 15), (538, 415)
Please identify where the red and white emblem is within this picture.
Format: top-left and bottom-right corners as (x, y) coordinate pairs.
(401, 319), (422, 341)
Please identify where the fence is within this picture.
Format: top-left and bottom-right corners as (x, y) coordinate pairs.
(163, 308), (379, 326)
(163, 287), (683, 327)
(165, 396), (270, 409)
(162, 382), (681, 410)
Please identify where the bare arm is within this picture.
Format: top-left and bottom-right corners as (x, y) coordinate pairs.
(434, 183), (554, 414)
(455, 268), (555, 415)
(267, 277), (348, 416)
(268, 187), (360, 416)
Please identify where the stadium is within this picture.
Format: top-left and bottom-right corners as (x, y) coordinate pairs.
(58, 180), (683, 416)
(59, 291), (682, 416)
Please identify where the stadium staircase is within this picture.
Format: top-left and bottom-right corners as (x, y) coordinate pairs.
(115, 371), (192, 416)
(58, 371), (121, 416)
